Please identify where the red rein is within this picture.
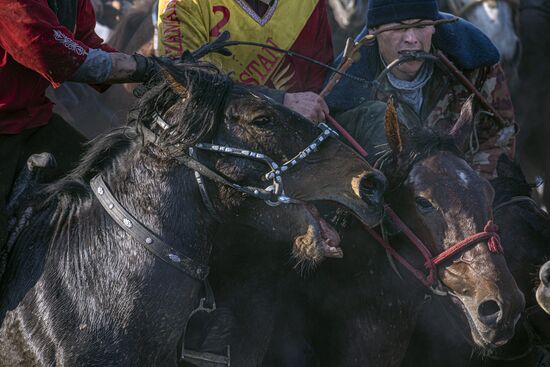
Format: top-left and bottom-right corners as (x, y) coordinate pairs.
(325, 114), (368, 158)
(322, 113), (503, 289)
(366, 206), (503, 288)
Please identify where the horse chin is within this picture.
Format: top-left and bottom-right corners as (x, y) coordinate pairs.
(292, 204), (342, 266)
(448, 293), (516, 350)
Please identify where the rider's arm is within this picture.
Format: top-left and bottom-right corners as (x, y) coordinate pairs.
(471, 63), (517, 178)
(0, 0), (157, 86)
(157, 0), (208, 57)
(0, 0), (94, 88)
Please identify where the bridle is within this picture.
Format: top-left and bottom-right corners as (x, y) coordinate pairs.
(365, 202), (503, 294)
(90, 96), (340, 277)
(445, 0), (520, 18)
(89, 96), (339, 367)
(149, 111), (340, 213)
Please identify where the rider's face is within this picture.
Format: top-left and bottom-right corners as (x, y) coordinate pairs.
(374, 19), (435, 81)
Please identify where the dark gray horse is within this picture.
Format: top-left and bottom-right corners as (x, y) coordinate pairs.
(0, 62), (385, 366)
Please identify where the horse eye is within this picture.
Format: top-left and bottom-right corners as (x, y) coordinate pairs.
(252, 115), (272, 126)
(415, 197), (434, 211)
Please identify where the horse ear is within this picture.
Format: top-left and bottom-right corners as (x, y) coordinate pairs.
(450, 94), (476, 151)
(159, 65), (189, 98)
(450, 94), (475, 136)
(384, 96), (404, 154)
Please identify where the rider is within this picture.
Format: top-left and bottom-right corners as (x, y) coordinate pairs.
(326, 0), (516, 180)
(156, 0), (334, 123)
(0, 0), (158, 250)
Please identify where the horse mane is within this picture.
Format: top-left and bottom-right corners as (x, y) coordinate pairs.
(40, 62), (234, 218)
(377, 127), (462, 188)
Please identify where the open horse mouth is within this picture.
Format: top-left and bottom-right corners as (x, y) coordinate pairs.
(308, 204), (343, 258)
(293, 204), (343, 262)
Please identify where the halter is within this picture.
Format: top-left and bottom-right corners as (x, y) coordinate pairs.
(365, 206), (502, 291)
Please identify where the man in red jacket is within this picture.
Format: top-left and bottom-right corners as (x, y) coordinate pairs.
(0, 0), (158, 249)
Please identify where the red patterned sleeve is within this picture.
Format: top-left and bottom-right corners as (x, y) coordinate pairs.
(0, 0), (91, 87)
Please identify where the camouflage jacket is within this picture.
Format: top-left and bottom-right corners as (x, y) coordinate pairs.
(371, 60), (516, 179)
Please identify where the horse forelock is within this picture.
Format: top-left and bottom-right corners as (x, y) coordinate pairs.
(132, 61), (234, 153)
(378, 128), (462, 188)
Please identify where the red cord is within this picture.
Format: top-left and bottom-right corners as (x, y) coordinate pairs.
(325, 114), (368, 158)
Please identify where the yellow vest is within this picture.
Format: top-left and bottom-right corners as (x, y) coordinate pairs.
(157, 0), (319, 90)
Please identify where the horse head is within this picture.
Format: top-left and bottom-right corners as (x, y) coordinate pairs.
(137, 60), (386, 266)
(379, 96), (524, 349)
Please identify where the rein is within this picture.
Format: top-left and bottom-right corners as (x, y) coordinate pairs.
(365, 206), (503, 290)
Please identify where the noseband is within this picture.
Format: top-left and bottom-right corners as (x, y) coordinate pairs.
(366, 206), (503, 294)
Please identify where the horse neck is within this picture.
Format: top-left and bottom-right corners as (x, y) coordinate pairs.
(100, 152), (215, 265)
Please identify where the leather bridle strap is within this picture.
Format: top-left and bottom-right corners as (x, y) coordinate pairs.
(366, 205), (503, 290)
(90, 174), (209, 280)
(149, 111), (339, 207)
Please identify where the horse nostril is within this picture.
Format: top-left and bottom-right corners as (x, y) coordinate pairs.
(359, 172), (387, 205)
(478, 299), (502, 326)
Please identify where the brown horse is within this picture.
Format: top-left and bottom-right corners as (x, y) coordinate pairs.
(203, 98), (525, 366)
(402, 154), (550, 367)
(0, 62), (386, 366)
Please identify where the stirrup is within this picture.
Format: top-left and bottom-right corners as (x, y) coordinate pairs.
(181, 345), (230, 367)
(180, 280), (231, 367)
